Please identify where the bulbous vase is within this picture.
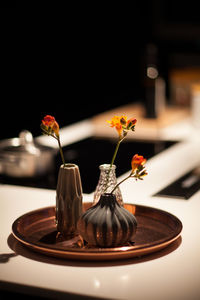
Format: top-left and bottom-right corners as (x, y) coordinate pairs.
(78, 193), (137, 247)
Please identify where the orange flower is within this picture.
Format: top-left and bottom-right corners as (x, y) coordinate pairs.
(107, 116), (123, 137)
(131, 154), (146, 172)
(111, 153), (148, 193)
(41, 115), (65, 165)
(41, 115), (59, 137)
(42, 115), (55, 126)
(107, 115), (137, 138)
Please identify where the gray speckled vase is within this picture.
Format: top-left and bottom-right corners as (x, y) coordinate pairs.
(56, 163), (83, 238)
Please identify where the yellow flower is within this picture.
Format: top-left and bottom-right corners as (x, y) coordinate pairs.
(107, 115), (136, 138)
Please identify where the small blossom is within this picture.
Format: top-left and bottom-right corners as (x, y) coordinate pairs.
(41, 115), (65, 165)
(131, 154), (146, 172)
(111, 154), (148, 193)
(41, 115), (59, 137)
(107, 115), (137, 139)
(42, 115), (55, 126)
(120, 116), (127, 126)
(131, 154), (147, 180)
(107, 116), (124, 137)
(127, 118), (137, 131)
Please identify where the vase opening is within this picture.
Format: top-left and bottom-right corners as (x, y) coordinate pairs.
(61, 163), (77, 169)
(98, 192), (118, 208)
(99, 164), (116, 171)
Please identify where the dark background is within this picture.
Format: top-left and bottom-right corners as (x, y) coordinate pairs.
(1, 1), (200, 139)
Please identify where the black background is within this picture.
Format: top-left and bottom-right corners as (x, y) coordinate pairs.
(0, 3), (200, 297)
(1, 1), (200, 139)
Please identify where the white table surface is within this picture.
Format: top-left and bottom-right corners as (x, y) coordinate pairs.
(0, 117), (200, 300)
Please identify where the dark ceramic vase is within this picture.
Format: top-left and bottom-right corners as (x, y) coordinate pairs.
(56, 164), (83, 238)
(77, 193), (137, 247)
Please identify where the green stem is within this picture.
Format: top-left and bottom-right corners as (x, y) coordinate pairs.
(111, 171), (132, 194)
(104, 136), (125, 193)
(110, 135), (126, 169)
(41, 127), (66, 166)
(57, 137), (65, 166)
(110, 138), (121, 169)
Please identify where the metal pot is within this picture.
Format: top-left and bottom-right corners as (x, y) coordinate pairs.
(0, 130), (57, 178)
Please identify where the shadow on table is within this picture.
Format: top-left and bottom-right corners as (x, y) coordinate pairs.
(0, 252), (17, 263)
(7, 233), (182, 268)
(0, 280), (104, 300)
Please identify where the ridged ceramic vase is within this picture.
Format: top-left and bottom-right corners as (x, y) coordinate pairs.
(77, 193), (137, 247)
(93, 164), (123, 205)
(56, 163), (83, 238)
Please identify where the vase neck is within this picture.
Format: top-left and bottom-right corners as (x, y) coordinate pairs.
(99, 164), (116, 177)
(99, 193), (118, 208)
(93, 164), (123, 205)
(60, 163), (77, 170)
(99, 164), (116, 171)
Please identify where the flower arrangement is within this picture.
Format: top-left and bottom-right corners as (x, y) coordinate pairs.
(40, 115), (65, 166)
(39, 113), (148, 247)
(40, 114), (147, 191)
(107, 115), (147, 192)
(77, 116), (148, 247)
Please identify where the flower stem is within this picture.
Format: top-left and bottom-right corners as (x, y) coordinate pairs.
(57, 137), (65, 166)
(104, 137), (125, 193)
(110, 138), (121, 168)
(111, 171), (133, 194)
(104, 139), (120, 192)
(110, 135), (126, 168)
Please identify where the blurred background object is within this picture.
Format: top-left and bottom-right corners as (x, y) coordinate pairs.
(1, 0), (200, 139)
(170, 68), (200, 106)
(191, 83), (200, 128)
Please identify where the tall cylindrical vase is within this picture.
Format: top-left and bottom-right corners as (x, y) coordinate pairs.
(56, 163), (83, 239)
(93, 164), (123, 205)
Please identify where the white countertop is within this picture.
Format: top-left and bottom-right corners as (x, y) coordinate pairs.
(1, 114), (200, 300)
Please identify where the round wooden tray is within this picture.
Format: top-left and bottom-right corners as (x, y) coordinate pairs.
(12, 203), (182, 261)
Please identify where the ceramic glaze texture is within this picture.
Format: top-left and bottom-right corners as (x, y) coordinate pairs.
(78, 193), (137, 247)
(56, 164), (82, 238)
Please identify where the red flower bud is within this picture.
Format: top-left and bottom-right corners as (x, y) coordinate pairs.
(41, 115), (59, 137)
(127, 118), (137, 130)
(131, 154), (146, 172)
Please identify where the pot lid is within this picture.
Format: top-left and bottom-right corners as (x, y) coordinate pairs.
(0, 130), (41, 156)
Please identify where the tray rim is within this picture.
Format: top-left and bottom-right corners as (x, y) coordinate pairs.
(12, 203), (183, 261)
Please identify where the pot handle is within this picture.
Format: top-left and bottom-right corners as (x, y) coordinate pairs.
(19, 130), (34, 145)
